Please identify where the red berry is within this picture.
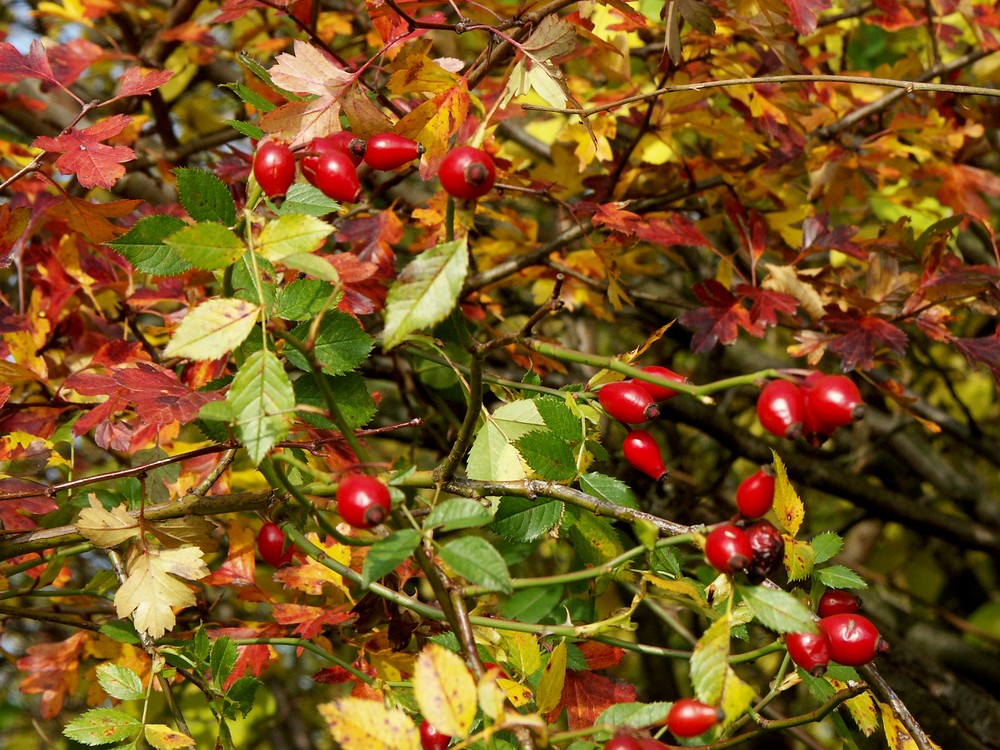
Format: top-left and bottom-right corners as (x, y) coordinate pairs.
(756, 380), (805, 439)
(667, 698), (721, 738)
(419, 719), (450, 750)
(744, 519), (785, 584)
(819, 613), (887, 666)
(364, 132), (424, 170)
(439, 145), (495, 200)
(637, 740), (669, 750)
(633, 365), (686, 401)
(598, 381), (659, 424)
(305, 132), (366, 167)
(253, 140), (296, 197)
(818, 589), (862, 618)
(804, 374), (865, 432)
(336, 474), (392, 529)
(622, 429), (667, 481)
(603, 736), (642, 750)
(735, 465), (775, 518)
(786, 631), (832, 676)
(257, 522), (294, 567)
(301, 148), (361, 203)
(704, 523), (752, 575)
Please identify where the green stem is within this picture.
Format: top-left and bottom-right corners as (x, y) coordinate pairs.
(434, 355), (483, 484)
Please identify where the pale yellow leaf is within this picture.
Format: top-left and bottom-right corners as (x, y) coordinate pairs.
(763, 264), (825, 320)
(114, 545), (209, 639)
(257, 214), (333, 263)
(879, 699), (942, 749)
(76, 495), (140, 548)
(318, 698), (421, 750)
(535, 638), (567, 716)
(414, 644), (477, 737)
(162, 298), (260, 361)
(478, 670), (507, 722)
(770, 451), (804, 537)
(144, 723), (196, 750)
(719, 667), (756, 728)
(149, 515), (218, 550)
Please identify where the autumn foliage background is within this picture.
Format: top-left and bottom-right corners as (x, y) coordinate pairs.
(1, 0), (1000, 748)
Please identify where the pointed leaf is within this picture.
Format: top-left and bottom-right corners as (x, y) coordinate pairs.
(163, 298), (260, 361)
(108, 215), (192, 276)
(414, 644), (477, 737)
(114, 545), (209, 639)
(439, 536), (511, 593)
(535, 639), (567, 716)
(226, 349), (295, 465)
(691, 614), (730, 705)
(770, 451), (804, 536)
(165, 222), (246, 270)
(174, 168), (237, 226)
(63, 707), (141, 746)
(257, 213), (333, 263)
(96, 663), (145, 701)
(144, 724), (196, 750)
(736, 584), (816, 634)
(424, 498), (494, 531)
(285, 312), (373, 375)
(361, 529), (421, 587)
(814, 565), (868, 590)
(318, 697), (421, 750)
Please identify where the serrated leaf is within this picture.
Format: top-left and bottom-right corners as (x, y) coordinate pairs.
(114, 545), (209, 639)
(383, 237), (469, 350)
(594, 702), (671, 738)
(719, 666), (756, 728)
(231, 252), (276, 308)
(227, 119), (264, 139)
(99, 620), (142, 645)
(879, 696), (932, 746)
(163, 298), (260, 361)
(770, 451), (804, 536)
(691, 613), (730, 704)
(221, 81), (275, 112)
(424, 498), (494, 531)
(811, 531), (844, 563)
(225, 676), (262, 718)
(285, 312), (373, 375)
(362, 529), (421, 586)
(225, 349), (294, 464)
(515, 430), (578, 481)
(144, 724), (196, 750)
(318, 697), (421, 750)
(535, 396), (583, 441)
(211, 636), (237, 687)
(579, 472), (641, 511)
(165, 222), (246, 270)
(274, 182), (340, 216)
(277, 279), (338, 320)
(96, 663), (145, 701)
(467, 400), (546, 482)
(736, 584), (817, 634)
(63, 708), (141, 746)
(439, 536), (512, 593)
(535, 639), (567, 715)
(488, 496), (563, 543)
(499, 584), (563, 623)
(174, 168), (236, 226)
(294, 372), (375, 430)
(814, 565), (868, 590)
(564, 505), (625, 569)
(108, 215), (192, 276)
(785, 537), (816, 581)
(257, 213), (333, 263)
(76, 496), (139, 548)
(414, 644), (477, 737)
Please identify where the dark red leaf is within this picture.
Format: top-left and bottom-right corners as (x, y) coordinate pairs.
(32, 115), (136, 190)
(0, 40), (56, 85)
(951, 333), (1000, 386)
(116, 67), (174, 98)
(820, 306), (909, 370)
(781, 0), (831, 35)
(680, 280), (764, 352)
(737, 283), (800, 327)
(547, 670), (637, 730)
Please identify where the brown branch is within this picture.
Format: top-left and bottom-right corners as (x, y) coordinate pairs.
(860, 663), (937, 750)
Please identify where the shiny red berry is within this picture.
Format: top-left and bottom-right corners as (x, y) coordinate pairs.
(439, 145), (495, 200)
(704, 523), (752, 575)
(744, 519), (785, 584)
(756, 380), (805, 439)
(301, 148), (361, 203)
(257, 522), (294, 567)
(598, 382), (659, 424)
(603, 736), (642, 750)
(419, 719), (450, 750)
(253, 140), (296, 197)
(305, 132), (366, 167)
(622, 429), (667, 481)
(364, 132), (424, 170)
(633, 365), (686, 401)
(667, 698), (721, 738)
(804, 374), (865, 432)
(735, 465), (775, 518)
(336, 474), (392, 529)
(818, 589), (862, 618)
(786, 631), (832, 676)
(819, 613), (887, 666)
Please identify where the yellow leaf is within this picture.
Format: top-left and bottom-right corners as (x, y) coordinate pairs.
(478, 670), (507, 722)
(413, 644), (477, 737)
(828, 677), (879, 736)
(495, 629), (542, 678)
(691, 614), (730, 705)
(76, 496), (140, 548)
(719, 667), (756, 728)
(318, 698), (421, 750)
(784, 537), (815, 581)
(535, 638), (567, 716)
(770, 451), (804, 536)
(34, 0), (93, 25)
(114, 545), (208, 639)
(162, 298), (260, 362)
(144, 724), (196, 750)
(879, 700), (942, 749)
(274, 533), (352, 598)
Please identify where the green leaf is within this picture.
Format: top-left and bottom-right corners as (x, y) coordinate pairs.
(535, 396), (583, 441)
(174, 168), (237, 226)
(285, 312), (374, 375)
(499, 584), (563, 623)
(63, 708), (141, 746)
(815, 565), (868, 590)
(166, 222), (246, 270)
(439, 536), (512, 593)
(231, 253), (276, 308)
(489, 496), (563, 543)
(277, 279), (339, 320)
(691, 613), (730, 705)
(811, 531), (844, 564)
(99, 620), (141, 645)
(221, 81), (275, 113)
(515, 431), (578, 481)
(194, 626), (210, 662)
(467, 399), (546, 482)
(96, 663), (145, 701)
(163, 298), (260, 361)
(257, 213), (333, 263)
(226, 349), (294, 465)
(579, 472), (641, 511)
(362, 529), (422, 586)
(227, 119), (264, 140)
(108, 215), (192, 276)
(274, 182), (341, 217)
(424, 498), (494, 531)
(593, 702), (671, 739)
(736, 584), (817, 634)
(211, 635), (238, 688)
(293, 372), (375, 430)
(563, 506), (625, 570)
(224, 676), (262, 719)
(382, 237), (469, 350)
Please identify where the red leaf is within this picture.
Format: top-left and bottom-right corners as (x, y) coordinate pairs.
(32, 115), (136, 189)
(46, 39), (103, 88)
(16, 632), (89, 720)
(0, 39), (56, 85)
(577, 641), (625, 670)
(820, 307), (909, 370)
(0, 479), (58, 531)
(114, 362), (222, 426)
(736, 283), (800, 327)
(116, 67), (175, 98)
(679, 280), (764, 352)
(780, 0), (831, 35)
(547, 670), (637, 730)
(272, 602), (356, 640)
(590, 203), (643, 235)
(951, 332), (1000, 386)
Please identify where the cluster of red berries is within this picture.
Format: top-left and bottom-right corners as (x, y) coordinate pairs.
(252, 134), (496, 203)
(786, 590), (887, 674)
(756, 373), (864, 446)
(597, 366), (687, 482)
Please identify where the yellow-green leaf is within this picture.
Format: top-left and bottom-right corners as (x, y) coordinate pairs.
(165, 222), (245, 270)
(413, 644), (477, 738)
(535, 638), (567, 715)
(226, 349), (294, 465)
(691, 614), (730, 705)
(318, 698), (421, 750)
(720, 667), (756, 727)
(144, 723), (196, 749)
(257, 214), (332, 263)
(770, 451), (804, 536)
(785, 537), (816, 581)
(162, 298), (260, 361)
